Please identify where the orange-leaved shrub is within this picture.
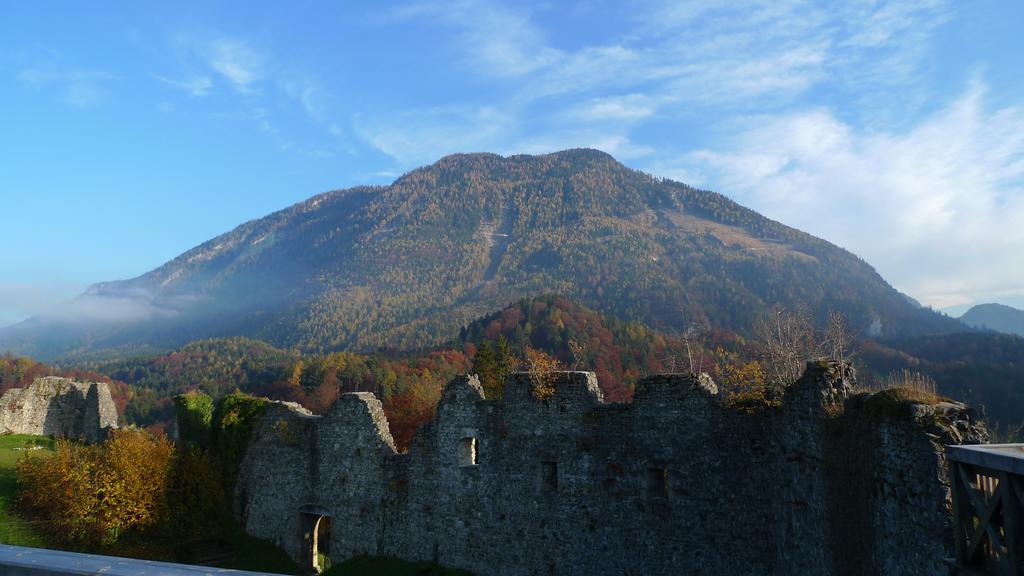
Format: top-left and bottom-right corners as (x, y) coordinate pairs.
(17, 429), (174, 547)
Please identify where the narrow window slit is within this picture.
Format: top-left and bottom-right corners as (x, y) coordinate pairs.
(459, 437), (478, 466)
(542, 461), (559, 491)
(647, 467), (668, 498)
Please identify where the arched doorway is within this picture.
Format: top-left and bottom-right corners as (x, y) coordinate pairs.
(299, 504), (332, 573)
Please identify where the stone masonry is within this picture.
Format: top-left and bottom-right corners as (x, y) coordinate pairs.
(235, 362), (986, 575)
(0, 376), (119, 443)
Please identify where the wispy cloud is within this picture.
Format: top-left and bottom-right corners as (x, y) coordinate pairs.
(367, 0), (953, 167)
(15, 68), (59, 89)
(394, 0), (560, 77)
(16, 67), (114, 108)
(205, 39), (264, 93)
(354, 106), (514, 165)
(672, 80), (1024, 309)
(566, 94), (656, 122)
(151, 73), (213, 97)
(514, 132), (655, 160)
(841, 0), (950, 49)
(0, 282), (83, 327)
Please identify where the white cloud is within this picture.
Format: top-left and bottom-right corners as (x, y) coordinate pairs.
(152, 74), (213, 97)
(674, 81), (1024, 309)
(354, 106), (514, 165)
(280, 77), (331, 123)
(514, 132), (654, 160)
(395, 0), (560, 77)
(841, 0), (950, 49)
(206, 39), (263, 92)
(567, 94), (656, 122)
(367, 0), (953, 168)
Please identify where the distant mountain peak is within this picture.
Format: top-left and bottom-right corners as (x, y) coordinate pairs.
(961, 303), (1024, 336)
(0, 149), (965, 361)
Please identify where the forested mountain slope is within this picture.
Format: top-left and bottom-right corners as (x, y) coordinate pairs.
(80, 296), (1024, 444)
(0, 149), (965, 361)
(961, 303), (1024, 336)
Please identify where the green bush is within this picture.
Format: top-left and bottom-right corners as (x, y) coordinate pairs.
(174, 391), (214, 447)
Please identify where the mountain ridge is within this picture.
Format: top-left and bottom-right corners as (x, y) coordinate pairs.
(0, 148), (966, 361)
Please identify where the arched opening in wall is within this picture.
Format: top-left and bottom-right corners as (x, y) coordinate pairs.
(299, 505), (332, 573)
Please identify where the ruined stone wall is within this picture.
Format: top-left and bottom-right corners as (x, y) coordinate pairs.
(235, 363), (985, 575)
(0, 376), (118, 442)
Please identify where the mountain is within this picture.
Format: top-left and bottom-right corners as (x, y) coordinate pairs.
(960, 303), (1024, 336)
(0, 149), (967, 361)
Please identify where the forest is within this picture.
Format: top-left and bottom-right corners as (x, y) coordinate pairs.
(6, 295), (1022, 450)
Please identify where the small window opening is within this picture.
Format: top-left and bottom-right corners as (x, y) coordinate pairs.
(542, 461), (559, 491)
(458, 437), (478, 466)
(647, 467), (668, 498)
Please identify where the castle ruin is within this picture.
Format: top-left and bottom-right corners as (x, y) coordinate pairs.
(235, 362), (986, 575)
(0, 376), (119, 443)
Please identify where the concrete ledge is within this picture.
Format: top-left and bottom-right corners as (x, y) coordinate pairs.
(0, 545), (283, 576)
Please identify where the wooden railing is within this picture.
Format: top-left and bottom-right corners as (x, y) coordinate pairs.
(948, 444), (1024, 575)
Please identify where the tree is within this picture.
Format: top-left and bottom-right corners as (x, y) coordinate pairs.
(822, 310), (854, 363)
(471, 341), (499, 398)
(493, 336), (518, 397)
(471, 337), (518, 400)
(753, 307), (818, 387)
(524, 346), (562, 400)
(568, 338), (588, 370)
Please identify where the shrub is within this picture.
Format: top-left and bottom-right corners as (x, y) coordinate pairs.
(17, 429), (174, 547)
(174, 391), (214, 447)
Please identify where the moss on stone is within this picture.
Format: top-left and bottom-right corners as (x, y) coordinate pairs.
(860, 387), (948, 421)
(212, 393), (268, 483)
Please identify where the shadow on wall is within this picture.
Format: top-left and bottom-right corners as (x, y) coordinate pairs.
(2, 377), (118, 443)
(235, 364), (988, 576)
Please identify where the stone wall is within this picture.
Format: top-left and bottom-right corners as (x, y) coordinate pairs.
(235, 362), (986, 575)
(0, 377), (118, 442)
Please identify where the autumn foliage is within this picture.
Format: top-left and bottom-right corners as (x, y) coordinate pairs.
(17, 429), (174, 546)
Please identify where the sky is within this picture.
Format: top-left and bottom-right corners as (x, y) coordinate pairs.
(1, 0), (1023, 326)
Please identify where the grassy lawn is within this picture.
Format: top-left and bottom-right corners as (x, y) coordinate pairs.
(0, 434), (54, 547)
(325, 556), (474, 576)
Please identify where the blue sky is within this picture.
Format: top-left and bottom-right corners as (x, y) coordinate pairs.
(2, 0), (1023, 326)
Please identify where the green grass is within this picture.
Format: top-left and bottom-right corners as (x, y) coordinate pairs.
(324, 555), (474, 576)
(0, 434), (54, 546)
